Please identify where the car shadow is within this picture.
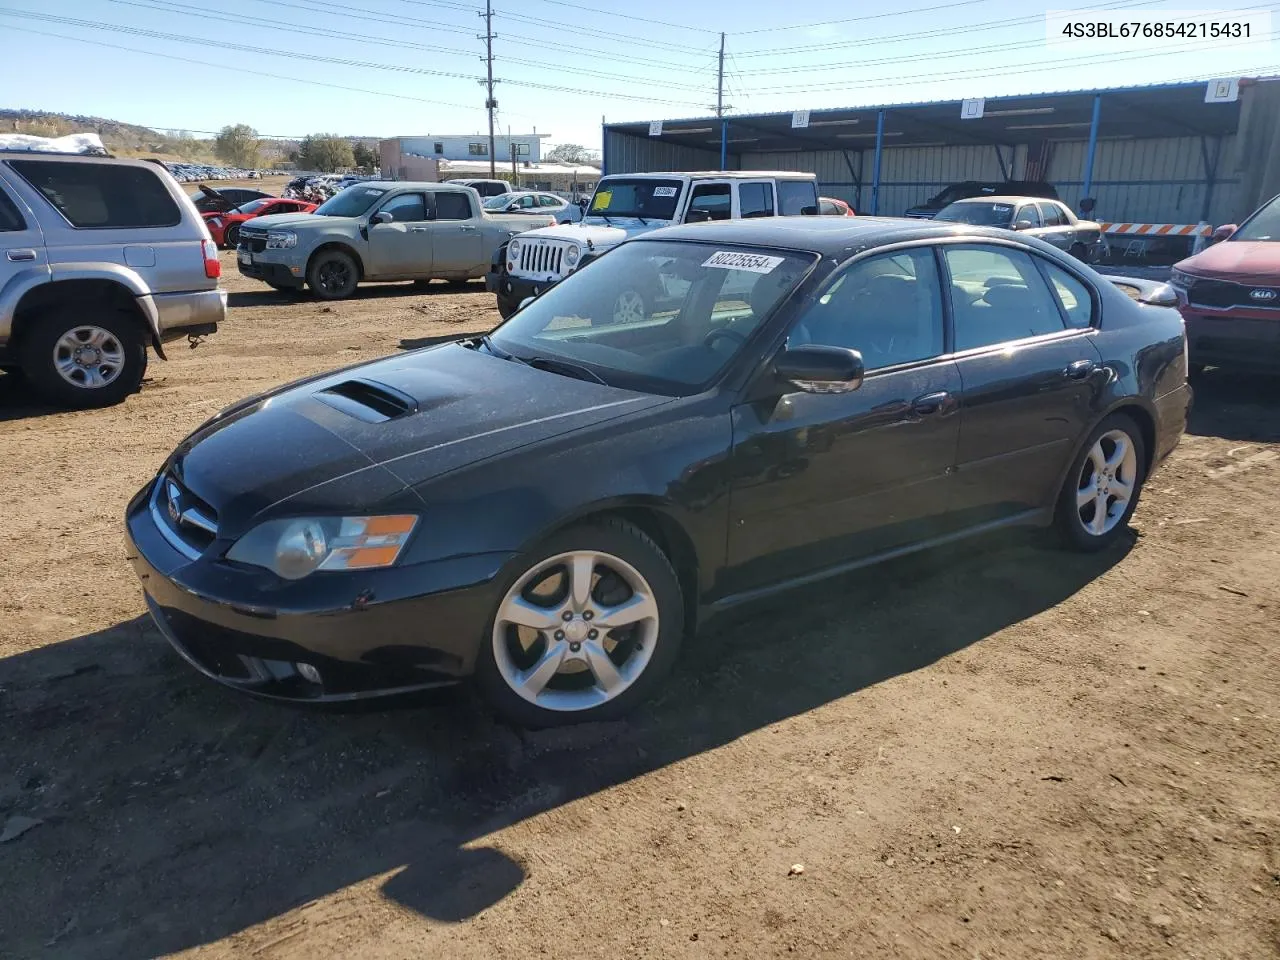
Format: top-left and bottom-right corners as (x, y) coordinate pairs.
(0, 530), (1132, 959)
(1186, 368), (1280, 442)
(227, 281), (486, 310)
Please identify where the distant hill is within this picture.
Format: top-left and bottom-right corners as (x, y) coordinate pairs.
(0, 108), (219, 162)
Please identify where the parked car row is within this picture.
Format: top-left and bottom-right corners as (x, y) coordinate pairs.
(164, 162), (266, 183)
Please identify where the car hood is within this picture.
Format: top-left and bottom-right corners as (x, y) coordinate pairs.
(1177, 240), (1280, 284)
(168, 343), (669, 534)
(524, 220), (665, 249)
(244, 212), (333, 231)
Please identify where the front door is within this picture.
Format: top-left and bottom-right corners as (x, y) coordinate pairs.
(940, 243), (1103, 525)
(725, 246), (962, 594)
(366, 191), (432, 278)
(429, 190), (483, 274)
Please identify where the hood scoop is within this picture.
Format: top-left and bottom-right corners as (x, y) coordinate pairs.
(314, 378), (418, 423)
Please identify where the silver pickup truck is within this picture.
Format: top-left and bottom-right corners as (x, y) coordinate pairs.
(237, 181), (555, 300)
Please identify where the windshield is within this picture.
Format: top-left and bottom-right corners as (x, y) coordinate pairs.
(234, 198), (272, 215)
(483, 193), (521, 210)
(1233, 194), (1280, 242)
(313, 185), (389, 218)
(588, 179), (683, 220)
(935, 201), (1016, 227)
(930, 184), (974, 206)
(489, 240), (815, 395)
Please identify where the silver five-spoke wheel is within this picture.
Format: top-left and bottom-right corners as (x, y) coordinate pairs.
(492, 549), (660, 713)
(1076, 428), (1138, 536)
(53, 325), (125, 389)
(610, 288), (646, 325)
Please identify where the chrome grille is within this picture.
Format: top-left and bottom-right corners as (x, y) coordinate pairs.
(1188, 278), (1280, 310)
(150, 474), (219, 560)
(515, 240), (568, 280)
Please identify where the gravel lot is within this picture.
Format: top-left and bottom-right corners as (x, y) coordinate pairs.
(0, 253), (1277, 959)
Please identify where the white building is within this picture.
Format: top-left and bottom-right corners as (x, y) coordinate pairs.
(381, 133), (547, 166)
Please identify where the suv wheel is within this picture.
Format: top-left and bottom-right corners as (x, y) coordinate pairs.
(20, 305), (148, 408)
(224, 223), (242, 249)
(307, 250), (360, 300)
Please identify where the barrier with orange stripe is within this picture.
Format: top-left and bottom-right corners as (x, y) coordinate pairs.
(1098, 221), (1213, 257)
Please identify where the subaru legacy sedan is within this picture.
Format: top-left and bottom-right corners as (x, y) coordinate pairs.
(125, 218), (1191, 727)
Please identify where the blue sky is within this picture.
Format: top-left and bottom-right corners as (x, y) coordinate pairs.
(1, 0), (1276, 149)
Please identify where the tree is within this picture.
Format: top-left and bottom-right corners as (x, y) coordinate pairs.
(214, 124), (260, 168)
(298, 134), (355, 173)
(544, 143), (600, 165)
(351, 142), (378, 171)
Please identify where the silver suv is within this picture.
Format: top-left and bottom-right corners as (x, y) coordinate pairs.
(0, 153), (226, 408)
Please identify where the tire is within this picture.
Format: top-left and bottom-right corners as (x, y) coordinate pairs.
(306, 249), (360, 300)
(1068, 242), (1087, 261)
(1054, 413), (1147, 552)
(476, 518), (685, 727)
(19, 304), (148, 409)
(496, 292), (521, 320)
(447, 278), (471, 289)
(224, 223), (241, 249)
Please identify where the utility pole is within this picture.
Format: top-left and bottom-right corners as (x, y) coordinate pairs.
(716, 32), (725, 118)
(481, 0), (497, 178)
(509, 124), (517, 185)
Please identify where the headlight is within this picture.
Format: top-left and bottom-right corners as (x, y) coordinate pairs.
(226, 515), (418, 580)
(508, 239), (522, 257)
(1169, 268), (1194, 289)
(265, 230), (298, 249)
(563, 246), (580, 268)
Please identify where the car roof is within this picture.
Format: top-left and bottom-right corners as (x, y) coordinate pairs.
(603, 171), (817, 181)
(647, 216), (1035, 256)
(949, 195), (1061, 205)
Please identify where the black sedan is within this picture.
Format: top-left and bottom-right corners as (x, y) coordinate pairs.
(125, 217), (1192, 727)
(934, 196), (1103, 261)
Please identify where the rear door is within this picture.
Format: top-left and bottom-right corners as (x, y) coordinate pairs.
(940, 243), (1102, 526)
(1035, 201), (1073, 251)
(737, 180), (777, 219)
(0, 174), (47, 322)
(366, 191), (432, 278)
(428, 191), (483, 273)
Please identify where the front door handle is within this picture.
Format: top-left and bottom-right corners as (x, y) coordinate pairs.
(410, 227), (430, 233)
(458, 225), (477, 232)
(911, 391), (954, 417)
(1064, 359), (1097, 380)
(6, 249), (37, 262)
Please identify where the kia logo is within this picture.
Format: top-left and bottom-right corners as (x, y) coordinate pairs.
(1250, 288), (1278, 301)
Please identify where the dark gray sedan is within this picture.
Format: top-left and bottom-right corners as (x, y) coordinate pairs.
(935, 196), (1102, 261)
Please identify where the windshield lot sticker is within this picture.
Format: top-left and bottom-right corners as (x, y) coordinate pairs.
(590, 190), (613, 210)
(652, 186), (678, 197)
(702, 251), (786, 273)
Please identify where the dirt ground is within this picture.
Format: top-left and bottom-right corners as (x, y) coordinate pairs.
(1, 256), (1278, 960)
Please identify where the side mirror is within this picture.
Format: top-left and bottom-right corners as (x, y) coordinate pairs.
(519, 296), (536, 312)
(372, 211), (393, 224)
(774, 345), (864, 394)
(1212, 224), (1237, 243)
(1013, 219), (1035, 231)
(507, 202), (520, 211)
(684, 209), (713, 224)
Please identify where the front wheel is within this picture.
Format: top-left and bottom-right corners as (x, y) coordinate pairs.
(224, 223), (241, 249)
(496, 292), (521, 319)
(19, 305), (148, 408)
(307, 250), (360, 300)
(476, 519), (684, 727)
(1055, 414), (1147, 551)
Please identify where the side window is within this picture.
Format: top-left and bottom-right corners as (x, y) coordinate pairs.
(377, 193), (427, 222)
(942, 245), (1068, 350)
(537, 195), (560, 208)
(790, 248), (945, 371)
(8, 160), (180, 229)
(0, 186), (26, 231)
(1018, 204), (1043, 228)
(518, 195), (536, 209)
(1042, 262), (1094, 329)
(739, 182), (775, 219)
(1038, 202), (1063, 227)
(686, 183), (731, 221)
(778, 180), (819, 216)
(434, 192), (473, 221)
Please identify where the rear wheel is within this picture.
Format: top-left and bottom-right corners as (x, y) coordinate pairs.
(224, 223), (242, 249)
(476, 519), (684, 727)
(19, 304), (148, 408)
(1068, 242), (1087, 261)
(1055, 414), (1147, 551)
(447, 278), (471, 289)
(307, 250), (360, 300)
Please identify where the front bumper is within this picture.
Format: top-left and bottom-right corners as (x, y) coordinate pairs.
(488, 270), (556, 304)
(147, 289), (226, 339)
(1181, 308), (1280, 371)
(124, 480), (514, 702)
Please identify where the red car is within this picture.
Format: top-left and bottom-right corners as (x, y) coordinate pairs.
(203, 197), (317, 248)
(1171, 192), (1280, 373)
(819, 196), (856, 216)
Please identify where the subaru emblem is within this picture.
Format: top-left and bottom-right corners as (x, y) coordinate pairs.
(166, 481), (182, 523)
(1249, 288), (1277, 301)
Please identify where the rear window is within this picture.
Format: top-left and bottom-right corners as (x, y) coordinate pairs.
(434, 192), (473, 220)
(8, 160), (181, 229)
(0, 187), (25, 231)
(778, 180), (818, 216)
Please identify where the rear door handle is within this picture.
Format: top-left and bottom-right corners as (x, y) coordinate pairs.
(911, 391), (954, 417)
(6, 249), (37, 262)
(1064, 359), (1097, 380)
(410, 227), (430, 233)
(459, 225), (477, 232)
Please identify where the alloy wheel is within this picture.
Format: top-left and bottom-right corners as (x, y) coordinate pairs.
(1076, 428), (1138, 536)
(53, 325), (125, 389)
(611, 289), (646, 325)
(491, 549), (660, 712)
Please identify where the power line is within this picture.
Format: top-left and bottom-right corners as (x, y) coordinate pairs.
(496, 0), (718, 33)
(734, 0), (989, 35)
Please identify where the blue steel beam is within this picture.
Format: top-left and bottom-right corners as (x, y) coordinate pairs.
(871, 109), (885, 215)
